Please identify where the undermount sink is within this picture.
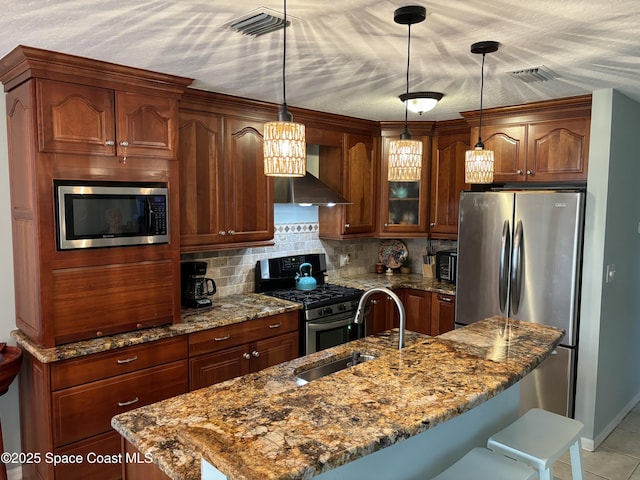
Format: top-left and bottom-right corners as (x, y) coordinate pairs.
(295, 351), (376, 385)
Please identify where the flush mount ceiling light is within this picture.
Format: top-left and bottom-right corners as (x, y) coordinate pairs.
(388, 5), (427, 182)
(465, 40), (500, 184)
(399, 91), (444, 115)
(263, 0), (306, 177)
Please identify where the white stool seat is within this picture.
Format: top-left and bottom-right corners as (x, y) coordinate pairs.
(432, 447), (537, 480)
(487, 408), (584, 480)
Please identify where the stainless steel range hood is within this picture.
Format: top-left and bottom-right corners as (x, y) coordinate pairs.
(273, 173), (350, 206)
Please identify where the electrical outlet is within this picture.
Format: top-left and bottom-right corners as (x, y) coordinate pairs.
(339, 254), (351, 267)
(606, 264), (616, 283)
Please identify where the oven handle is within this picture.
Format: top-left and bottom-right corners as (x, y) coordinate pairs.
(307, 316), (355, 332)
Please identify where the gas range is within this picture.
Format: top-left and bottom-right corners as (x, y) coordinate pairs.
(255, 254), (366, 355)
(263, 284), (363, 320)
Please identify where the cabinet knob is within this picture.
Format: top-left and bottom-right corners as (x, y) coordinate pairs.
(218, 231), (226, 236)
(119, 141), (130, 147)
(526, 170), (534, 176)
(430, 222), (436, 227)
(252, 351), (260, 358)
(371, 299), (378, 305)
(105, 140), (115, 147)
(384, 223), (389, 227)
(516, 169), (524, 175)
(243, 353), (251, 360)
(228, 230), (235, 235)
(344, 223), (350, 229)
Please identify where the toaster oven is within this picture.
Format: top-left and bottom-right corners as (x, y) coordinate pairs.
(436, 249), (457, 283)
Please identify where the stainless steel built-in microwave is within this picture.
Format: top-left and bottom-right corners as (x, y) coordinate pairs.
(55, 181), (169, 250)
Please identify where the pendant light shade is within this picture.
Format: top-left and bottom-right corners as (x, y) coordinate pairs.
(400, 91), (444, 115)
(465, 40), (500, 184)
(388, 5), (427, 183)
(263, 0), (306, 177)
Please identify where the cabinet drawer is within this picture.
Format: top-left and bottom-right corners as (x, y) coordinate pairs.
(55, 431), (122, 480)
(52, 360), (188, 447)
(51, 336), (188, 390)
(188, 311), (299, 356)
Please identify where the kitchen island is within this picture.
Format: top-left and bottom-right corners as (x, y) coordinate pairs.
(111, 316), (563, 480)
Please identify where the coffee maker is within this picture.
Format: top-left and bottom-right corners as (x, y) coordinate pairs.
(180, 261), (216, 308)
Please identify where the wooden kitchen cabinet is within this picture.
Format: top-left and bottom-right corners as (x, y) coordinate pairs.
(38, 78), (179, 160)
(402, 289), (431, 335)
(188, 311), (299, 389)
(178, 90), (274, 252)
(376, 122), (434, 238)
(430, 293), (455, 335)
(319, 133), (378, 238)
(430, 120), (470, 238)
(1, 47), (190, 347)
(19, 336), (189, 480)
(366, 291), (402, 335)
(463, 95), (591, 184)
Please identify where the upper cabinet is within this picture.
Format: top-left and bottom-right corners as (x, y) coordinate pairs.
(378, 122), (433, 237)
(178, 90), (274, 253)
(430, 120), (470, 238)
(317, 125), (380, 239)
(462, 95), (591, 184)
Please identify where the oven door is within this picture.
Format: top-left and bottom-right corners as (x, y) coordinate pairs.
(305, 314), (364, 355)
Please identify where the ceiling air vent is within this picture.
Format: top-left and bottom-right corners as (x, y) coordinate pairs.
(509, 66), (557, 83)
(228, 8), (290, 37)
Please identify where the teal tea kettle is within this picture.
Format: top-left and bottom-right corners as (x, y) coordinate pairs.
(295, 263), (317, 291)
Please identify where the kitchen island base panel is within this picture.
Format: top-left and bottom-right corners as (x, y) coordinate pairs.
(201, 384), (520, 480)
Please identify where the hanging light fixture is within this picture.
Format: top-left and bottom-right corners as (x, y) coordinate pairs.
(399, 91), (444, 115)
(388, 5), (428, 182)
(465, 40), (500, 184)
(263, 0), (306, 177)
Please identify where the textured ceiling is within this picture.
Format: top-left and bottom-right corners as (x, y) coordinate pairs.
(1, 1), (639, 121)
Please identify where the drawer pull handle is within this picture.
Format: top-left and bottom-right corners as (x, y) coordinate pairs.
(116, 356), (138, 364)
(118, 397), (139, 407)
(214, 335), (231, 342)
(439, 296), (453, 302)
(268, 323), (282, 329)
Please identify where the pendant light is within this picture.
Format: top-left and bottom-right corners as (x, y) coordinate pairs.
(465, 40), (500, 184)
(388, 6), (427, 182)
(263, 0), (306, 177)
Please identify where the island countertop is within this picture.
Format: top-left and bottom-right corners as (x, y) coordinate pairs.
(111, 316), (563, 480)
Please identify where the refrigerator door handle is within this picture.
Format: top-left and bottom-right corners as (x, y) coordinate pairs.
(498, 220), (511, 313)
(510, 220), (524, 315)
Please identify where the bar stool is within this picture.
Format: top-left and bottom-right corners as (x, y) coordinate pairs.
(432, 447), (537, 480)
(487, 408), (584, 480)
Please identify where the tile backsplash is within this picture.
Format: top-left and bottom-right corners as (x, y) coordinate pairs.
(181, 222), (456, 297)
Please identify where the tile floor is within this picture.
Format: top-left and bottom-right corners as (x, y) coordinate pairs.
(554, 403), (640, 479)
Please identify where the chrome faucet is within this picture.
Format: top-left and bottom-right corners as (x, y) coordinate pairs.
(354, 287), (406, 349)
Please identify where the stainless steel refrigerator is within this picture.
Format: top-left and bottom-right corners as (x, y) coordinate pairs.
(455, 190), (585, 417)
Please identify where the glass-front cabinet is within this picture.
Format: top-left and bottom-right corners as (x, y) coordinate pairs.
(378, 133), (431, 237)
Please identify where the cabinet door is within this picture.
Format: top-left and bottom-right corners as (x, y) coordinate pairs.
(37, 79), (116, 156)
(189, 344), (251, 390)
(379, 136), (429, 236)
(431, 293), (455, 335)
(527, 118), (589, 182)
(250, 332), (299, 372)
(430, 134), (468, 237)
(475, 125), (527, 183)
(223, 117), (274, 243)
(402, 289), (431, 335)
(178, 109), (225, 249)
(366, 292), (389, 335)
(342, 134), (377, 235)
(51, 259), (177, 345)
(55, 431), (122, 480)
(115, 91), (178, 159)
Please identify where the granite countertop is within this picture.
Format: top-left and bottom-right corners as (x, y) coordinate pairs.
(111, 316), (563, 480)
(331, 272), (456, 296)
(12, 293), (302, 363)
